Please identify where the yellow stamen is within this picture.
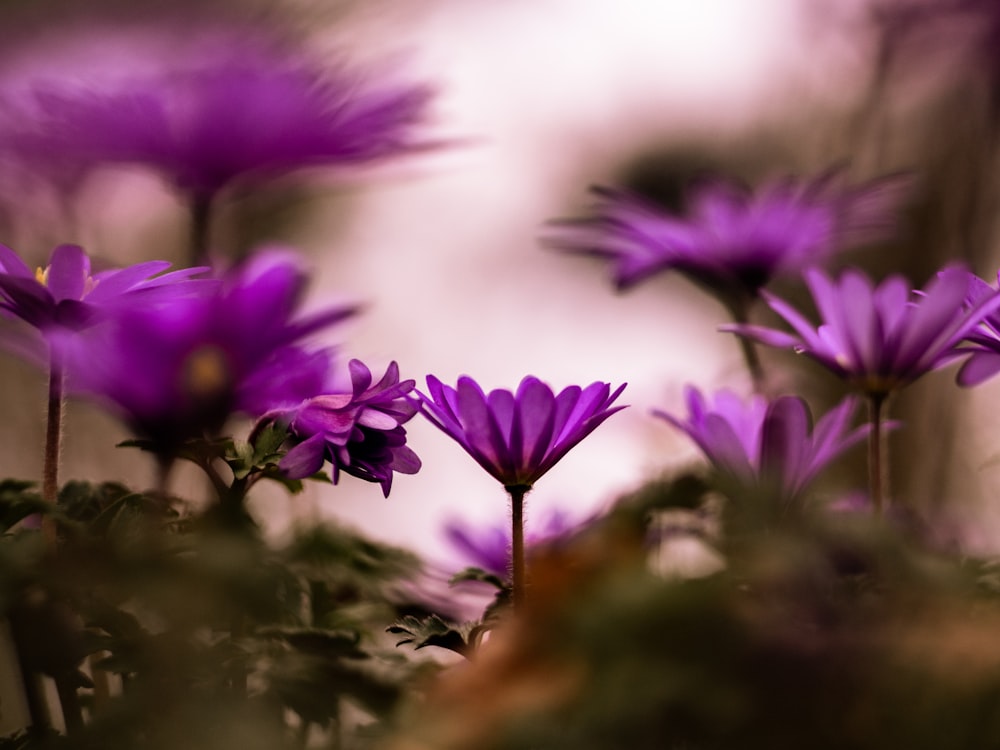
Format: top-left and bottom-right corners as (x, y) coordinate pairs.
(35, 266), (48, 286)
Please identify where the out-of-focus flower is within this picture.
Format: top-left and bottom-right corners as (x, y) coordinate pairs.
(547, 170), (906, 302)
(444, 508), (582, 578)
(417, 375), (627, 490)
(5, 44), (434, 204)
(63, 248), (354, 450)
(655, 386), (869, 502)
(0, 243), (206, 331)
(952, 269), (1000, 386)
(0, 242), (208, 363)
(722, 265), (1000, 397)
(268, 359), (421, 497)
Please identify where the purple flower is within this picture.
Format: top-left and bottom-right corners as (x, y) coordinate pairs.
(269, 360), (422, 497)
(547, 170), (906, 298)
(952, 269), (1000, 386)
(7, 45), (433, 202)
(655, 386), (869, 502)
(723, 265), (1000, 397)
(0, 243), (207, 361)
(417, 375), (627, 489)
(63, 248), (354, 450)
(444, 508), (581, 578)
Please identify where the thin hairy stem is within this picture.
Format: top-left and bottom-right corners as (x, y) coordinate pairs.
(507, 485), (528, 611)
(868, 393), (889, 515)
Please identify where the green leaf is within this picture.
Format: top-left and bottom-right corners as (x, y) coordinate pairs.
(387, 614), (475, 657)
(449, 566), (508, 590)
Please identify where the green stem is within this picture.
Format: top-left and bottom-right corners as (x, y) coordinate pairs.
(507, 485), (528, 611)
(867, 393), (888, 516)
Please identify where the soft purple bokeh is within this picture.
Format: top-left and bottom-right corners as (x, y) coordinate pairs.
(444, 507), (583, 579)
(723, 265), (1000, 396)
(417, 375), (627, 489)
(547, 170), (906, 300)
(269, 359), (422, 498)
(62, 248), (354, 450)
(655, 385), (869, 502)
(3, 42), (434, 203)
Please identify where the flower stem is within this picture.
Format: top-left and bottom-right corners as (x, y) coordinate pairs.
(507, 485), (528, 611)
(189, 193), (215, 267)
(867, 393), (888, 515)
(727, 296), (765, 393)
(41, 355), (64, 543)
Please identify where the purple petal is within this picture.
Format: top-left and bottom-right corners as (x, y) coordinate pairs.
(279, 433), (327, 479)
(45, 244), (90, 302)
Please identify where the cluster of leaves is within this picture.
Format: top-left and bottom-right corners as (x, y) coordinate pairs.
(378, 472), (1000, 750)
(0, 469), (438, 750)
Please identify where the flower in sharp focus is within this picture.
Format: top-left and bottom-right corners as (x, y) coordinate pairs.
(271, 359), (422, 498)
(0, 242), (208, 362)
(417, 375), (627, 490)
(654, 386), (869, 503)
(546, 170), (907, 302)
(5, 42), (434, 203)
(722, 265), (1000, 397)
(63, 248), (354, 451)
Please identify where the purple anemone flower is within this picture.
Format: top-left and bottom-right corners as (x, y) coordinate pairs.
(63, 248), (354, 450)
(655, 386), (869, 502)
(417, 375), (627, 490)
(952, 269), (1000, 386)
(723, 265), (1000, 397)
(0, 243), (207, 362)
(267, 359), (422, 498)
(8, 47), (433, 203)
(547, 170), (906, 299)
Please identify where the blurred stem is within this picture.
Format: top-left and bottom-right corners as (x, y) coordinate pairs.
(507, 485), (528, 611)
(55, 675), (83, 735)
(189, 192), (215, 267)
(727, 296), (765, 393)
(868, 393), (888, 516)
(41, 354), (64, 544)
(9, 611), (50, 737)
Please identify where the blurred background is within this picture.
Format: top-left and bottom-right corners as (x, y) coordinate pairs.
(0, 0), (997, 568)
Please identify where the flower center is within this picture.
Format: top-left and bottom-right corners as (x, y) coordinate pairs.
(184, 346), (231, 399)
(34, 265), (98, 295)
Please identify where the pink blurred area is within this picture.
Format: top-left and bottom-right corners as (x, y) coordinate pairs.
(0, 0), (903, 562)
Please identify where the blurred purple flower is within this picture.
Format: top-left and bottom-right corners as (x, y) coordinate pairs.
(418, 375), (627, 489)
(655, 386), (869, 502)
(952, 268), (1000, 386)
(0, 242), (207, 363)
(6, 46), (433, 203)
(723, 265), (1000, 397)
(444, 508), (581, 578)
(268, 359), (421, 497)
(64, 248), (354, 450)
(547, 170), (906, 300)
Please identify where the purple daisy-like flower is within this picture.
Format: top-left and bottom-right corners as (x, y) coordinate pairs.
(0, 243), (208, 361)
(8, 47), (433, 204)
(723, 265), (1000, 397)
(267, 359), (422, 498)
(952, 269), (1000, 386)
(64, 248), (354, 450)
(547, 170), (906, 297)
(655, 386), (869, 502)
(417, 375), (627, 490)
